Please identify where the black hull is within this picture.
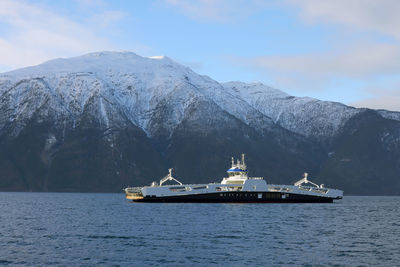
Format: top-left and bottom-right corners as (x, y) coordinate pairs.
(133, 192), (337, 203)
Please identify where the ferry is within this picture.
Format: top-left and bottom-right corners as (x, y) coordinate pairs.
(124, 154), (343, 203)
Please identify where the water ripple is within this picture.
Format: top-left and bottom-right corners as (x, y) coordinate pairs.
(0, 193), (399, 266)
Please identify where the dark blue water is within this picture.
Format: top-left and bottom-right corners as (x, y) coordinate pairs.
(0, 193), (399, 266)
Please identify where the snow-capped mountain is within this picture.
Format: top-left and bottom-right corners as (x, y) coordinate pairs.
(222, 81), (362, 139)
(0, 51), (399, 194)
(0, 51), (278, 138)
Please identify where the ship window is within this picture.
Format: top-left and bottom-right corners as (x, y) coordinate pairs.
(265, 192), (280, 199)
(169, 186), (186, 192)
(193, 186), (207, 190)
(258, 193), (262, 199)
(220, 193), (223, 197)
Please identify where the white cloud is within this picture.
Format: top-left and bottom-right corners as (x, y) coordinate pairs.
(0, 0), (124, 71)
(351, 85), (400, 112)
(241, 43), (400, 81)
(287, 0), (400, 40)
(73, 0), (106, 9)
(227, 0), (400, 83)
(164, 0), (400, 38)
(163, 0), (269, 23)
(220, 0), (400, 111)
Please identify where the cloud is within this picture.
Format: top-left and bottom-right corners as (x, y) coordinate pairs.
(351, 84), (400, 111)
(163, 0), (400, 38)
(74, 0), (106, 9)
(90, 10), (126, 27)
(223, 0), (400, 107)
(287, 0), (400, 40)
(0, 0), (124, 71)
(239, 42), (400, 82)
(231, 1), (400, 83)
(231, 42), (400, 95)
(163, 0), (269, 23)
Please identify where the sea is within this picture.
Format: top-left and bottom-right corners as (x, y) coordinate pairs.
(0, 193), (399, 266)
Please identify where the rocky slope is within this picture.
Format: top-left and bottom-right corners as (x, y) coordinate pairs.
(0, 51), (399, 194)
(222, 81), (362, 141)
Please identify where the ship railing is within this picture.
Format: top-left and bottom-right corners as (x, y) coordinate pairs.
(169, 186), (193, 192)
(297, 185), (330, 195)
(311, 188), (329, 194)
(268, 186), (293, 192)
(249, 177), (264, 180)
(125, 187), (142, 194)
(124, 187), (143, 199)
(298, 186), (312, 191)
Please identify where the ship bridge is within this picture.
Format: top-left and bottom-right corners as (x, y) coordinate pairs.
(222, 154), (249, 185)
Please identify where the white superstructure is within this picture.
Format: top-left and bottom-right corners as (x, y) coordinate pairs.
(124, 154), (343, 203)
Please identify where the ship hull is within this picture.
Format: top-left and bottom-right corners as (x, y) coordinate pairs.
(131, 192), (338, 203)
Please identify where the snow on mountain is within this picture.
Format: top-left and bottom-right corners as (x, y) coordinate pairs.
(222, 81), (362, 139)
(2, 51), (398, 141)
(0, 52), (276, 138)
(377, 110), (400, 122)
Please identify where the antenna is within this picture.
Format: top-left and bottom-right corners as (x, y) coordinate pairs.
(231, 157), (234, 168)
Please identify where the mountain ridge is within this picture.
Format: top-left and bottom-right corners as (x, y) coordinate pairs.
(0, 51), (399, 195)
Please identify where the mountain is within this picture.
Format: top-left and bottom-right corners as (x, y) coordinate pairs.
(0, 51), (399, 195)
(222, 82), (362, 141)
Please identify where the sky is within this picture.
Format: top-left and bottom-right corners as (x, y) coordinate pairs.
(0, 0), (400, 111)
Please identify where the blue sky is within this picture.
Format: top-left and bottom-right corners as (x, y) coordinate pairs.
(1, 0), (400, 110)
